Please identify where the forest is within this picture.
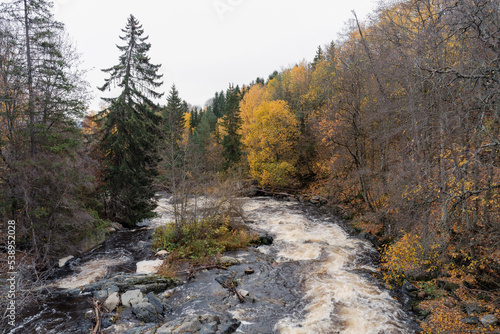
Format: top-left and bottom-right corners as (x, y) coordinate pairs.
(1, 0), (499, 332)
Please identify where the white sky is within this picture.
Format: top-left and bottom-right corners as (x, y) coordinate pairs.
(47, 0), (377, 111)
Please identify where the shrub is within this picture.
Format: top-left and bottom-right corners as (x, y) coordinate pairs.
(152, 215), (254, 264)
(380, 233), (440, 286)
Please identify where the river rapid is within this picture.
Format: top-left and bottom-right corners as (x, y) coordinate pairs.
(9, 195), (416, 334)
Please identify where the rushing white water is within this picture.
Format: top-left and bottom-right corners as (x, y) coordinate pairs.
(57, 256), (129, 289)
(48, 195), (411, 333)
(242, 198), (411, 334)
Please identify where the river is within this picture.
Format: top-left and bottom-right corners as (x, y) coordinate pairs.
(9, 195), (416, 333)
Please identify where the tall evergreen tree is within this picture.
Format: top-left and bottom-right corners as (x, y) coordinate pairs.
(161, 84), (186, 189)
(97, 15), (163, 226)
(0, 0), (95, 263)
(221, 84), (242, 170)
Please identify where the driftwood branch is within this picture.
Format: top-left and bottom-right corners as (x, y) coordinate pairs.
(220, 277), (245, 303)
(178, 264), (228, 281)
(91, 299), (102, 334)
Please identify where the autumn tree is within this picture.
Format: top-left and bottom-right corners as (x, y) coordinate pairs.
(243, 100), (299, 188)
(96, 15), (163, 227)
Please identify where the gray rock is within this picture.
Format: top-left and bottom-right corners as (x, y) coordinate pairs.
(199, 322), (218, 334)
(480, 314), (499, 327)
(156, 322), (175, 334)
(137, 241), (149, 249)
(202, 314), (220, 324)
(460, 316), (479, 324)
(238, 289), (249, 297)
(106, 284), (120, 295)
(58, 255), (74, 267)
(121, 289), (146, 308)
(172, 318), (203, 334)
(252, 235), (273, 246)
(156, 250), (170, 256)
(111, 222), (123, 230)
(161, 289), (176, 299)
(219, 256), (240, 265)
(124, 324), (157, 334)
(402, 280), (418, 292)
(463, 303), (487, 315)
(104, 292), (120, 312)
(146, 291), (163, 313)
(132, 301), (158, 323)
(219, 318), (241, 333)
(215, 275), (232, 286)
(244, 267), (255, 275)
(94, 289), (108, 299)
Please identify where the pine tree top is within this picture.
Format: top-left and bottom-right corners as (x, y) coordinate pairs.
(99, 14), (163, 107)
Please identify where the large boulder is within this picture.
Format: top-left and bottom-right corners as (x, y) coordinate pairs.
(104, 292), (120, 312)
(480, 314), (499, 327)
(136, 259), (163, 274)
(121, 289), (146, 308)
(132, 301), (159, 323)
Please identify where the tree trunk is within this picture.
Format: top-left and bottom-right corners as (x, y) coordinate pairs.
(23, 0), (36, 157)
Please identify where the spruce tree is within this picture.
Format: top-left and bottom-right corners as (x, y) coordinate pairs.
(161, 84), (186, 189)
(0, 0), (96, 262)
(97, 15), (163, 226)
(221, 85), (242, 170)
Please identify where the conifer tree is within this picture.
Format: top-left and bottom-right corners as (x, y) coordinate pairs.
(0, 0), (95, 262)
(97, 15), (163, 226)
(161, 84), (187, 190)
(221, 85), (242, 170)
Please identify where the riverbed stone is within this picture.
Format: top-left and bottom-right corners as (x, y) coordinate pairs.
(121, 289), (146, 308)
(124, 324), (157, 334)
(461, 316), (479, 324)
(94, 289), (108, 299)
(132, 301), (158, 323)
(156, 250), (170, 257)
(238, 289), (249, 297)
(58, 255), (74, 267)
(218, 318), (241, 333)
(136, 259), (163, 274)
(219, 256), (241, 265)
(172, 318), (204, 333)
(137, 240), (149, 249)
(480, 314), (499, 327)
(106, 284), (120, 295)
(402, 280), (418, 292)
(252, 235), (273, 246)
(244, 267), (255, 275)
(146, 291), (163, 313)
(104, 292), (120, 312)
(199, 322), (218, 334)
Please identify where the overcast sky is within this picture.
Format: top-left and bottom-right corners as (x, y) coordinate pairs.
(47, 0), (377, 111)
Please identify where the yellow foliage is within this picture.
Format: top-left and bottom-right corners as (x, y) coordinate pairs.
(239, 84), (266, 140)
(380, 233), (439, 284)
(243, 100), (299, 188)
(263, 62), (311, 105)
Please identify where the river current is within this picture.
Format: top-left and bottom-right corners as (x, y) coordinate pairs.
(9, 196), (415, 333)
